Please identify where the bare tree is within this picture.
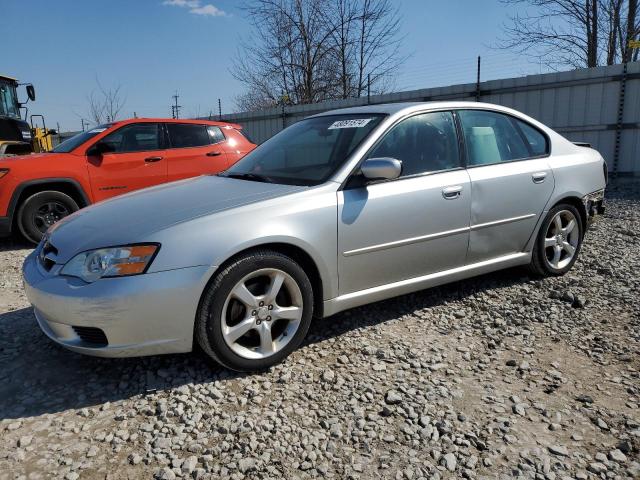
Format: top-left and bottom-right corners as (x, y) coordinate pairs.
(232, 0), (405, 110)
(498, 0), (638, 68)
(85, 78), (126, 124)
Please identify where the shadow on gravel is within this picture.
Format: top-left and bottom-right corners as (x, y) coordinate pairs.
(0, 266), (527, 421)
(0, 237), (32, 252)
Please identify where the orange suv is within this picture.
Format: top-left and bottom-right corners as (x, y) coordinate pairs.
(0, 118), (256, 243)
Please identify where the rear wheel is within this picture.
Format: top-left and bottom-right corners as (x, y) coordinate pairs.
(17, 191), (79, 244)
(529, 203), (583, 276)
(196, 250), (314, 371)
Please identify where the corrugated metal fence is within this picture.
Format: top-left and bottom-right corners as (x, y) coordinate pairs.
(220, 62), (640, 174)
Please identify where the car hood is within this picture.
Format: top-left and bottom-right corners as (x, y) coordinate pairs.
(48, 175), (305, 262)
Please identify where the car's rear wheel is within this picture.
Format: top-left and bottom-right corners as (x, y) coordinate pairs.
(529, 203), (583, 276)
(196, 250), (314, 371)
(17, 191), (79, 244)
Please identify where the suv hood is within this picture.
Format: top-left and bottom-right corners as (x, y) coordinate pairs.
(48, 175), (305, 262)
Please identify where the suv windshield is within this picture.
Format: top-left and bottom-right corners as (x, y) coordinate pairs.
(52, 124), (113, 153)
(221, 114), (385, 186)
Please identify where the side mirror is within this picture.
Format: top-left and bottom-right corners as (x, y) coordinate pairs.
(86, 142), (110, 157)
(360, 157), (402, 181)
(26, 85), (36, 102)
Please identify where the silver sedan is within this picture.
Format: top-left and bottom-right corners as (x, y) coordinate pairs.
(23, 102), (607, 371)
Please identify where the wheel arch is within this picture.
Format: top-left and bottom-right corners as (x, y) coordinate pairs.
(9, 178), (91, 227)
(550, 195), (587, 235)
(200, 242), (325, 319)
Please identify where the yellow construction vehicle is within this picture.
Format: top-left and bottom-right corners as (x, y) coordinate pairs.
(0, 75), (55, 156)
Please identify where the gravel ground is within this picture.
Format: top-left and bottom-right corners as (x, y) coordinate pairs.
(0, 181), (638, 480)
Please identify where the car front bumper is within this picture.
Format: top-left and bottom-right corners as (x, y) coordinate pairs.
(22, 250), (212, 358)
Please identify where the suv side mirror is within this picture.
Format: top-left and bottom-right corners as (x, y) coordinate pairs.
(360, 157), (402, 181)
(86, 142), (110, 157)
(26, 85), (36, 102)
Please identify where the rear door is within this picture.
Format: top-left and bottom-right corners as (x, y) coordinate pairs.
(164, 123), (230, 182)
(458, 109), (555, 264)
(86, 122), (167, 202)
(338, 110), (471, 294)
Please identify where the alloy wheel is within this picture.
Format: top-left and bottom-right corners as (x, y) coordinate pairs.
(220, 268), (303, 360)
(543, 209), (579, 270)
(33, 201), (70, 233)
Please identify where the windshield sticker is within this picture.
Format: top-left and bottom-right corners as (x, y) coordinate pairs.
(328, 118), (373, 129)
(88, 128), (107, 134)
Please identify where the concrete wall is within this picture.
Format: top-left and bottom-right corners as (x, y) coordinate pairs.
(220, 62), (640, 174)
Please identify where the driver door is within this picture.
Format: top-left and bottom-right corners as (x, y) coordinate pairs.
(86, 122), (168, 202)
(338, 111), (471, 294)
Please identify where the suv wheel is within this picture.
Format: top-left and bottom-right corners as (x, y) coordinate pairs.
(196, 250), (314, 372)
(17, 191), (79, 244)
(529, 203), (583, 276)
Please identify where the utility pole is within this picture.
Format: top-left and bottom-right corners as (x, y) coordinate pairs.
(475, 56), (481, 102)
(218, 98), (222, 120)
(367, 74), (371, 105)
(171, 91), (181, 119)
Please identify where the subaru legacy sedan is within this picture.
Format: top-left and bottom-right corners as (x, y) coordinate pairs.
(23, 102), (607, 371)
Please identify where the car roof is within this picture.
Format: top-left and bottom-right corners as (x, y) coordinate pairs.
(311, 101), (517, 117)
(110, 118), (243, 129)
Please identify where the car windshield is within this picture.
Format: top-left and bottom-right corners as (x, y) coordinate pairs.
(220, 114), (385, 186)
(52, 124), (113, 153)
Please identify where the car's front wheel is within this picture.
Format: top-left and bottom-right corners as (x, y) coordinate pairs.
(17, 190), (79, 244)
(529, 203), (583, 276)
(196, 250), (314, 371)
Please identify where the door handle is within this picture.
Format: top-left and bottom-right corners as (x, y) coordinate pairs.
(144, 156), (163, 163)
(206, 151), (222, 157)
(442, 185), (462, 199)
(532, 172), (547, 183)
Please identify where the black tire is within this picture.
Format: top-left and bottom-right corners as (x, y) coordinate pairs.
(17, 190), (79, 244)
(196, 250), (314, 372)
(529, 203), (583, 277)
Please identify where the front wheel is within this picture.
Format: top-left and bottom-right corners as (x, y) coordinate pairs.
(17, 190), (79, 244)
(529, 203), (583, 276)
(196, 250), (314, 371)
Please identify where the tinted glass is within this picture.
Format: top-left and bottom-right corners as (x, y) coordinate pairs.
(167, 123), (210, 148)
(207, 126), (226, 144)
(368, 111), (460, 176)
(458, 110), (530, 165)
(517, 120), (548, 156)
(99, 123), (161, 153)
(222, 114), (384, 186)
(52, 124), (113, 153)
(0, 82), (19, 118)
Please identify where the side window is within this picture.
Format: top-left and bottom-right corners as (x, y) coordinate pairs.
(99, 123), (161, 153)
(207, 126), (226, 144)
(516, 119), (548, 156)
(166, 123), (211, 148)
(458, 110), (530, 166)
(368, 111), (460, 177)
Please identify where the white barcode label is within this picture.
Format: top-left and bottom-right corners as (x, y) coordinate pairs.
(328, 118), (373, 129)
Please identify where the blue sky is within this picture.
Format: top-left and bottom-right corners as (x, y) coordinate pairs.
(2, 0), (548, 132)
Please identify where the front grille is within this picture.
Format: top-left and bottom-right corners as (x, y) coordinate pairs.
(72, 326), (108, 346)
(39, 240), (59, 271)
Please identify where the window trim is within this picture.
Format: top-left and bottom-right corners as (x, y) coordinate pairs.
(164, 122), (222, 150)
(88, 122), (166, 155)
(456, 108), (551, 169)
(342, 108), (465, 190)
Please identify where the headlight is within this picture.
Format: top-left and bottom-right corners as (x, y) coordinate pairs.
(61, 244), (159, 282)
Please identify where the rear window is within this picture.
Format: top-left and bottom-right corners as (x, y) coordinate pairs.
(166, 123), (211, 148)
